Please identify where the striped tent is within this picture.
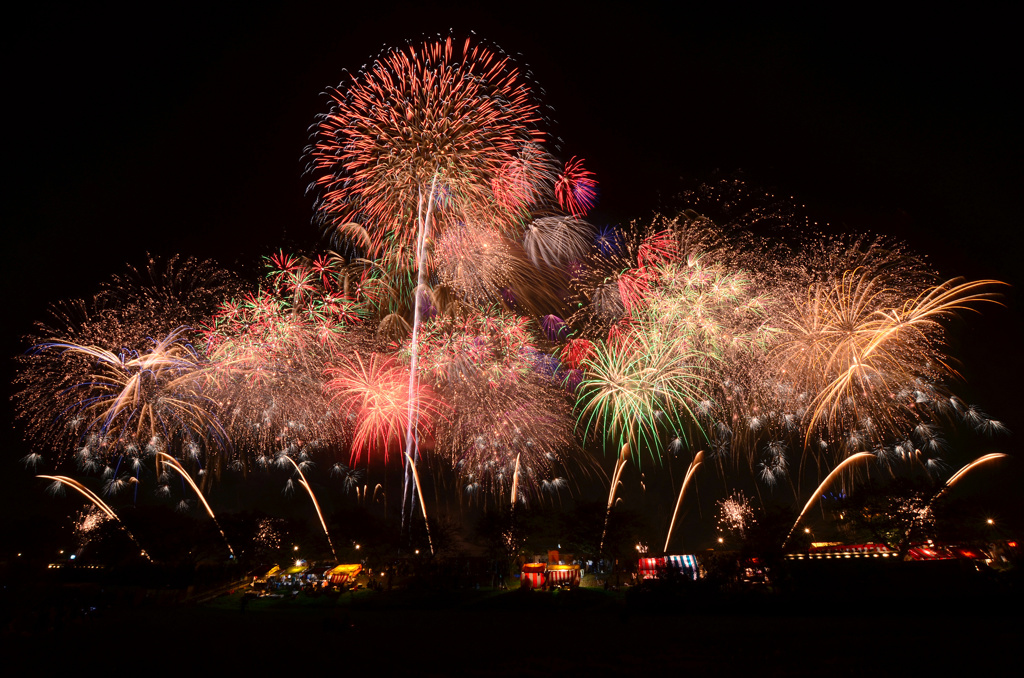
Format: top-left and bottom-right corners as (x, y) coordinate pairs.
(638, 557), (665, 579)
(327, 563), (362, 586)
(638, 556), (701, 580)
(546, 564), (580, 588)
(665, 555), (700, 581)
(521, 562), (546, 589)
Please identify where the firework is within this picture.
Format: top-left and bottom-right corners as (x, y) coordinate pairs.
(576, 327), (711, 464)
(199, 253), (373, 474)
(325, 352), (445, 467)
(523, 216), (594, 269)
(555, 156), (598, 217)
(433, 222), (517, 305)
(437, 372), (585, 506)
(23, 329), (226, 468)
(407, 309), (540, 388)
(308, 35), (544, 260)
(73, 505), (111, 556)
(14, 257), (239, 464)
(715, 490), (756, 539)
(492, 143), (559, 212)
(773, 273), (1005, 455)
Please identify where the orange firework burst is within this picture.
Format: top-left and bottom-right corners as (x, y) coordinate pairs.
(774, 271), (1006, 453)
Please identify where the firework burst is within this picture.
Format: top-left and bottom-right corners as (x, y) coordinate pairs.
(308, 35), (544, 260)
(22, 329), (226, 467)
(773, 272), (1006, 457)
(716, 490), (756, 539)
(438, 374), (584, 506)
(325, 352), (446, 467)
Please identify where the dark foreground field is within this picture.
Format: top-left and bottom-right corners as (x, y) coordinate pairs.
(4, 568), (1020, 676)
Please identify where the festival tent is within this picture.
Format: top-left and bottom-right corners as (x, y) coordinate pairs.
(326, 563), (362, 587)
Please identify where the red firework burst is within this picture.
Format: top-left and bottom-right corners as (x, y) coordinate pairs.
(325, 353), (446, 466)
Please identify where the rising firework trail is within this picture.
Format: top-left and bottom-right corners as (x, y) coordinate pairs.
(402, 177), (437, 531)
(156, 453), (234, 557)
(38, 475), (152, 562)
(278, 455), (338, 561)
(783, 452), (875, 547)
(663, 451), (704, 553)
(404, 452), (434, 556)
(926, 453), (1008, 512)
(510, 453), (521, 512)
(600, 444), (631, 553)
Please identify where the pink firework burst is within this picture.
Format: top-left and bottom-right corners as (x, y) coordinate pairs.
(555, 156), (598, 218)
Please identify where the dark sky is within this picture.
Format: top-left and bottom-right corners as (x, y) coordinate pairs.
(4, 4), (1021, 529)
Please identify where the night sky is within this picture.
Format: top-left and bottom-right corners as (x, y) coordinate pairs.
(4, 4), (1021, 534)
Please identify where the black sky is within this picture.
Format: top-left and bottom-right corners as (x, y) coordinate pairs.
(4, 3), (1021, 526)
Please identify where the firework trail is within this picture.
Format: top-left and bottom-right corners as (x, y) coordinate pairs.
(38, 475), (152, 561)
(783, 452), (875, 547)
(277, 454), (338, 561)
(663, 450), (704, 553)
(599, 443), (631, 553)
(156, 453), (234, 557)
(924, 452), (1008, 512)
(402, 451), (434, 556)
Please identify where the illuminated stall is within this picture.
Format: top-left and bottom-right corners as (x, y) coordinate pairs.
(326, 563), (363, 588)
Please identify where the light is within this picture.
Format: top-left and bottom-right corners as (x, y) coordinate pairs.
(415, 549), (420, 555)
(294, 545), (299, 551)
(804, 528), (811, 534)
(717, 537), (724, 544)
(355, 544), (361, 550)
(987, 518), (995, 525)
